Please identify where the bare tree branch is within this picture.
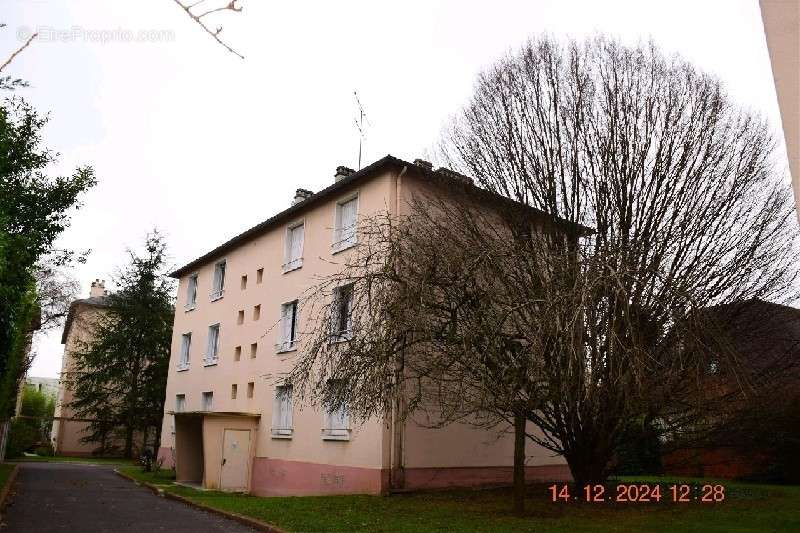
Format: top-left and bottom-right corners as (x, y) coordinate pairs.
(0, 29), (37, 73)
(171, 0), (244, 59)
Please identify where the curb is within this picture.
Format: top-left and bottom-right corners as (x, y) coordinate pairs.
(0, 464), (20, 514)
(114, 469), (285, 533)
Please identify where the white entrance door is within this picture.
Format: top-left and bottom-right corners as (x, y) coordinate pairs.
(220, 429), (251, 491)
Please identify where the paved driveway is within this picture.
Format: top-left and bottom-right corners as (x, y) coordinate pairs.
(2, 462), (256, 532)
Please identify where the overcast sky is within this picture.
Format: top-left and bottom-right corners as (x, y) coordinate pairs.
(3, 0), (785, 378)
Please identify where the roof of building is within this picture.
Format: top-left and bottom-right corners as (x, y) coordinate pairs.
(170, 154), (590, 278)
(700, 298), (800, 377)
(60, 295), (111, 344)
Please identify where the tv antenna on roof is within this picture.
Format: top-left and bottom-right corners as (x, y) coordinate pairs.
(354, 91), (370, 170)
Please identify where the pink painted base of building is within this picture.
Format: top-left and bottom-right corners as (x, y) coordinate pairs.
(251, 458), (389, 496)
(158, 446), (175, 468)
(157, 446), (572, 496)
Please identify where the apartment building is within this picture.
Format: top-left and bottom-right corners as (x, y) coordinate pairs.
(52, 280), (112, 455)
(157, 155), (573, 495)
(760, 0), (800, 218)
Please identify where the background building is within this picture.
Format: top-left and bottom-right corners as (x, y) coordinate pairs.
(51, 280), (111, 456)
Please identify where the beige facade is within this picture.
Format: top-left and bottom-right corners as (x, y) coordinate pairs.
(52, 281), (121, 456)
(760, 0), (800, 217)
(158, 156), (571, 495)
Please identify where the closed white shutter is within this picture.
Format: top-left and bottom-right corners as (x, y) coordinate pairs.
(281, 386), (292, 429)
(280, 304), (291, 349)
(290, 224), (304, 261)
(272, 386), (293, 434)
(187, 275), (197, 306)
(180, 333), (191, 366)
(340, 198), (357, 244)
(207, 325), (219, 361)
(332, 404), (348, 432)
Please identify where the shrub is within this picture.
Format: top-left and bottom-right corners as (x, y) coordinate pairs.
(6, 418), (38, 458)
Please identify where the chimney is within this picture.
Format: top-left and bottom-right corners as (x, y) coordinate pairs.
(334, 166), (355, 182)
(292, 188), (314, 205)
(436, 166), (474, 185)
(90, 279), (106, 298)
(413, 158), (433, 171)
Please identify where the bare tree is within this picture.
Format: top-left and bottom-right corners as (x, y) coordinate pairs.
(437, 34), (799, 484)
(287, 34), (799, 507)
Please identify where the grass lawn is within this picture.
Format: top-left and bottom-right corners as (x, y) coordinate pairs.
(13, 454), (136, 466)
(118, 467), (800, 532)
(0, 463), (16, 490)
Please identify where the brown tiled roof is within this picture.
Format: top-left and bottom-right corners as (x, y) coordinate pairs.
(60, 295), (111, 344)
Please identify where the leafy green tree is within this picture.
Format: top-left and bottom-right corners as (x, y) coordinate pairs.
(0, 96), (95, 418)
(69, 232), (174, 458)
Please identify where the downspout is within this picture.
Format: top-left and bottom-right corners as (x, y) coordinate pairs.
(390, 165), (408, 490)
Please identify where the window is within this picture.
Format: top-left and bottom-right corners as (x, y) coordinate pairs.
(175, 394), (186, 412)
(256, 268), (264, 284)
(185, 274), (198, 310)
(272, 385), (293, 437)
(205, 324), (220, 365)
(283, 222), (305, 272)
(253, 304), (261, 321)
(178, 333), (191, 370)
(237, 310), (245, 325)
(201, 391), (213, 411)
(247, 382), (254, 398)
(234, 345), (242, 361)
(210, 260), (226, 301)
(322, 381), (349, 440)
(250, 342), (258, 359)
(241, 274), (248, 290)
(231, 384), (238, 399)
(277, 300), (299, 352)
(332, 195), (358, 252)
(331, 284), (354, 341)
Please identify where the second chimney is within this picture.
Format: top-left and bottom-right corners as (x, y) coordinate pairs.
(293, 188), (314, 205)
(90, 279), (106, 298)
(334, 166), (355, 182)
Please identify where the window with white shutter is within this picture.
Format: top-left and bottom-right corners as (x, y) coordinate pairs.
(322, 380), (350, 440)
(210, 260), (226, 301)
(205, 324), (220, 365)
(332, 195), (358, 252)
(185, 274), (198, 310)
(283, 222), (305, 272)
(178, 333), (191, 370)
(271, 385), (293, 437)
(276, 301), (299, 352)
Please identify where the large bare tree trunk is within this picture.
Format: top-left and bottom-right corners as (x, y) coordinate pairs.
(513, 412), (526, 515)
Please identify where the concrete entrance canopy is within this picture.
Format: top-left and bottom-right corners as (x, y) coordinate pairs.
(171, 411), (260, 491)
